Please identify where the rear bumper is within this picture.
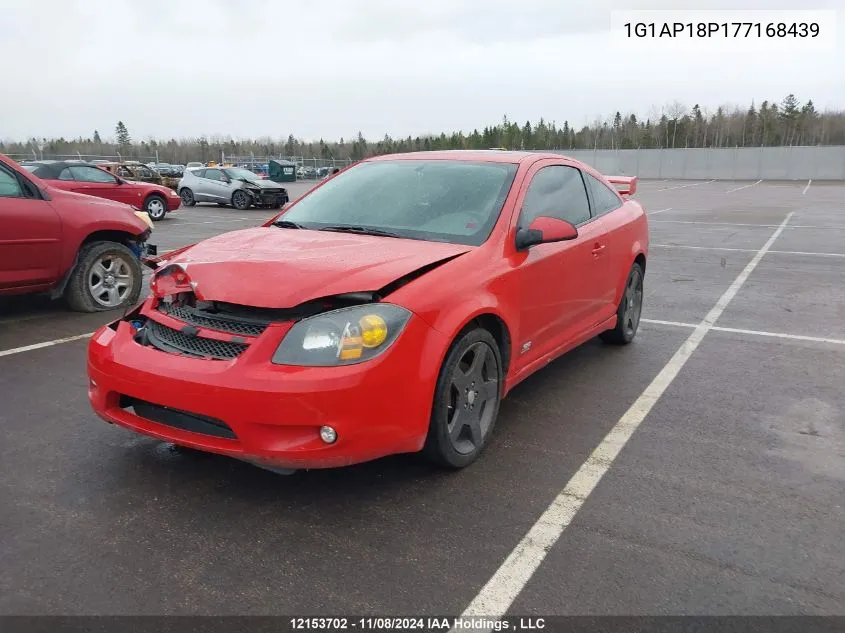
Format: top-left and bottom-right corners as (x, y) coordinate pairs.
(86, 309), (448, 469)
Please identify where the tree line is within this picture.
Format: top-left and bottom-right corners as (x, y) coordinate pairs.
(3, 95), (844, 164)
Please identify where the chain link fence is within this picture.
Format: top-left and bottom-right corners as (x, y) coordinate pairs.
(6, 152), (158, 165)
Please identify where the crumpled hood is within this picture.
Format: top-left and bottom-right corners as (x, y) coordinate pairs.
(242, 179), (283, 189)
(163, 226), (472, 307)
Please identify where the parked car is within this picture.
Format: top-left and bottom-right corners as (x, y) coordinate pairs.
(185, 162), (204, 170)
(86, 150), (647, 474)
(0, 153), (155, 312)
(97, 161), (179, 191)
(22, 161), (181, 221)
(177, 166), (289, 210)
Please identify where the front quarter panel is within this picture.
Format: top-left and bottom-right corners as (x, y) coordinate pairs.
(386, 247), (519, 378)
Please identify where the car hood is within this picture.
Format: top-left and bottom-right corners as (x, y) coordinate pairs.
(162, 227), (472, 307)
(240, 178), (278, 189)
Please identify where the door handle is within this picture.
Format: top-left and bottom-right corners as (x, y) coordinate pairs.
(591, 243), (606, 256)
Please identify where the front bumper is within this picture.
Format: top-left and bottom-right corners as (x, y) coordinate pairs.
(87, 306), (448, 469)
(165, 193), (182, 211)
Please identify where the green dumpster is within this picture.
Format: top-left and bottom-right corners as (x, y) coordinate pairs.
(268, 159), (297, 183)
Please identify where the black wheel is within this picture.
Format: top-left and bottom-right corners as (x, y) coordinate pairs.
(180, 188), (196, 207)
(143, 194), (167, 221)
(600, 262), (644, 345)
(232, 190), (251, 211)
(423, 328), (502, 468)
(64, 241), (142, 313)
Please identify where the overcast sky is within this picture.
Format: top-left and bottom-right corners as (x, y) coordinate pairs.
(2, 0), (843, 143)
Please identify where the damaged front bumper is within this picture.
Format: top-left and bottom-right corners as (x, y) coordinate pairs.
(86, 299), (448, 470)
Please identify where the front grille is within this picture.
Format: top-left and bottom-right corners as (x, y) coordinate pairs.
(120, 395), (237, 439)
(146, 319), (248, 360)
(158, 303), (268, 337)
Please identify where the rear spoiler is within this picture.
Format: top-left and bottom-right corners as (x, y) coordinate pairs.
(606, 176), (637, 196)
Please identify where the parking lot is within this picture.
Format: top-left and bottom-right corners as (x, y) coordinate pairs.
(1, 177), (843, 616)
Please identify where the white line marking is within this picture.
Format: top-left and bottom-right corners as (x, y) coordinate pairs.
(641, 318), (698, 328)
(657, 179), (715, 191)
(0, 332), (94, 358)
(802, 179), (812, 195)
(647, 208), (672, 215)
(168, 218), (254, 227)
(651, 243), (845, 258)
(454, 212), (794, 629)
(725, 179), (762, 193)
(641, 319), (845, 346)
(650, 220), (823, 229)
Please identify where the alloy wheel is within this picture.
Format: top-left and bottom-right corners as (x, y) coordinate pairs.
(88, 255), (134, 308)
(445, 342), (500, 455)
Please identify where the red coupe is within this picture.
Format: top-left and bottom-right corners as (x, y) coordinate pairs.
(22, 161), (182, 221)
(87, 151), (648, 473)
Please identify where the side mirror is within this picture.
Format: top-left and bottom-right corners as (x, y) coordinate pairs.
(515, 216), (578, 250)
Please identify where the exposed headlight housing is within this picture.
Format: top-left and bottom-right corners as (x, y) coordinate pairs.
(272, 304), (412, 366)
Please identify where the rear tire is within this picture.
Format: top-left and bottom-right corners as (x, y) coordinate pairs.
(600, 262), (644, 345)
(422, 328), (502, 469)
(64, 241), (142, 313)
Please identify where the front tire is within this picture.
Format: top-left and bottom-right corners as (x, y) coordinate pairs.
(144, 194), (167, 221)
(232, 190), (251, 211)
(64, 241), (142, 313)
(422, 328), (502, 469)
(600, 262), (644, 345)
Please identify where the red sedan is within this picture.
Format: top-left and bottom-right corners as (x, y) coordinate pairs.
(87, 151), (648, 473)
(22, 161), (182, 221)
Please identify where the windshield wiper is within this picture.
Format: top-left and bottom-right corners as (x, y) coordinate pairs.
(318, 225), (402, 238)
(272, 219), (305, 229)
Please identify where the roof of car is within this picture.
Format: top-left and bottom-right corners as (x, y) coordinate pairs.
(364, 150), (569, 164)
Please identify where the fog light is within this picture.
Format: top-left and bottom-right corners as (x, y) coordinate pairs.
(319, 426), (337, 444)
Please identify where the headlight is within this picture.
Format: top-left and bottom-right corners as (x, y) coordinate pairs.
(271, 304), (412, 366)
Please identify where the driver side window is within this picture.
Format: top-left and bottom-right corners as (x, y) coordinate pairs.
(204, 169), (224, 181)
(519, 165), (591, 228)
(0, 164), (24, 198)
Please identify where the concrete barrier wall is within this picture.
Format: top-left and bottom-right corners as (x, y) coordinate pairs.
(540, 146), (845, 180)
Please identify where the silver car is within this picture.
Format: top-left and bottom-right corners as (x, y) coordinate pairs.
(177, 166), (289, 210)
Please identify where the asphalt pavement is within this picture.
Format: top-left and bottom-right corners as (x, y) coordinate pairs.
(1, 177), (843, 616)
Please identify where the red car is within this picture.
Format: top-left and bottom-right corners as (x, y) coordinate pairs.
(87, 151), (648, 473)
(22, 160), (182, 221)
(0, 154), (155, 311)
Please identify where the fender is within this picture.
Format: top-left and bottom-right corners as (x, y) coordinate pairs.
(613, 240), (647, 304)
(50, 251), (80, 299)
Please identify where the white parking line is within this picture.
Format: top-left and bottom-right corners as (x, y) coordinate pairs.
(454, 211), (794, 629)
(657, 179), (715, 191)
(725, 179), (762, 193)
(642, 318), (845, 346)
(0, 332), (94, 358)
(650, 220), (822, 229)
(803, 179), (812, 195)
(647, 208), (672, 216)
(651, 243), (845, 258)
(168, 218), (253, 227)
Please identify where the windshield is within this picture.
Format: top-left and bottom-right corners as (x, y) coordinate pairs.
(224, 167), (260, 181)
(281, 159), (518, 246)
